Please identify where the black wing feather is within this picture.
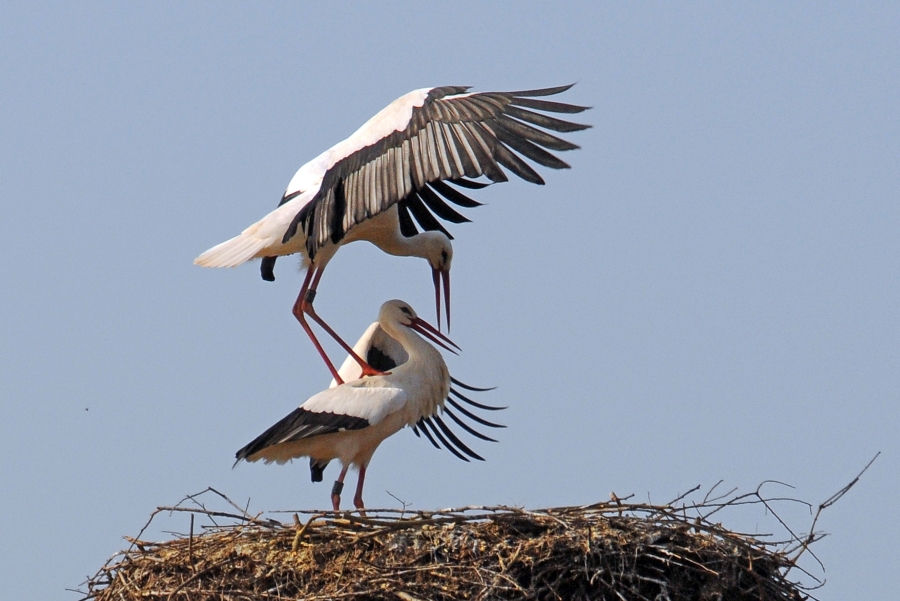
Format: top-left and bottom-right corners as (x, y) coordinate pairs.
(404, 192), (454, 239)
(504, 83), (577, 97)
(509, 97), (591, 114)
(447, 178), (491, 189)
(432, 414), (485, 461)
(450, 376), (497, 392)
(421, 417), (470, 462)
(430, 181), (483, 209)
(450, 387), (507, 411)
(445, 398), (506, 429)
(235, 408), (369, 463)
(418, 185), (471, 223)
(281, 85), (589, 261)
(396, 201), (420, 238)
(443, 407), (499, 443)
(416, 418), (443, 450)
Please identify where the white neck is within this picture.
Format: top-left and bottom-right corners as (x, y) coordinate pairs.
(381, 319), (450, 421)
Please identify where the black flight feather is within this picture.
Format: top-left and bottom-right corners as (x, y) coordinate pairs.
(432, 414), (484, 461)
(445, 398), (506, 429)
(443, 407), (499, 443)
(396, 201), (419, 238)
(418, 185), (471, 223)
(450, 387), (507, 411)
(421, 417), (470, 462)
(446, 178), (491, 189)
(404, 193), (454, 239)
(431, 181), (483, 208)
(450, 376), (497, 392)
(416, 418), (442, 450)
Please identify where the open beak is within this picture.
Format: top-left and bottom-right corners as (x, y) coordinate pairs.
(410, 316), (460, 355)
(432, 268), (452, 331)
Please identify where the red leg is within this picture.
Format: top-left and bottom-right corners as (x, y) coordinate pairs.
(353, 465), (367, 514)
(292, 268), (344, 384)
(331, 466), (348, 511)
(299, 269), (388, 379)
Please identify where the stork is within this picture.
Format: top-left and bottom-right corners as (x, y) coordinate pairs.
(195, 84), (590, 383)
(234, 300), (503, 511)
(327, 317), (506, 466)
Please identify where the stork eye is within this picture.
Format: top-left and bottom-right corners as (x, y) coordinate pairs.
(400, 306), (412, 316)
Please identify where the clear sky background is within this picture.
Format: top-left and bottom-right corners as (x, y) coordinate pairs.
(2, 2), (897, 599)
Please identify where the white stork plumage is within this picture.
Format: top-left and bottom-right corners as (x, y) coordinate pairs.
(196, 84), (590, 383)
(328, 317), (506, 464)
(234, 300), (504, 511)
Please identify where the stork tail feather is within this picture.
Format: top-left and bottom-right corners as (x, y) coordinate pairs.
(194, 233), (268, 268)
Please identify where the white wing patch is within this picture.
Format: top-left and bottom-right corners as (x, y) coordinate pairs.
(327, 88), (432, 172)
(302, 383), (408, 425)
(285, 88), (433, 197)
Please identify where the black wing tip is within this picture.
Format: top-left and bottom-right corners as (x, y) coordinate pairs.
(446, 397), (507, 428)
(443, 407), (499, 443)
(506, 83), (577, 97)
(423, 417), (471, 462)
(432, 415), (485, 461)
(450, 377), (499, 393)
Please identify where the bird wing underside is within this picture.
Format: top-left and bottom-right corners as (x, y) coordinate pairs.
(282, 84), (591, 260)
(413, 376), (506, 462)
(235, 407), (369, 463)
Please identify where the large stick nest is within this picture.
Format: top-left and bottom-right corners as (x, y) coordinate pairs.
(80, 483), (840, 601)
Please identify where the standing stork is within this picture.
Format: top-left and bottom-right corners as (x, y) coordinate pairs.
(196, 84), (590, 383)
(235, 300), (468, 511)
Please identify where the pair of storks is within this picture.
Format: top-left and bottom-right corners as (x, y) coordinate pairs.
(196, 84), (589, 510)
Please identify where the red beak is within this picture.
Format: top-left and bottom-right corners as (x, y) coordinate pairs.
(410, 316), (460, 355)
(432, 268), (451, 332)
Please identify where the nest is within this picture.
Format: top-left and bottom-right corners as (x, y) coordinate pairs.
(79, 483), (842, 601)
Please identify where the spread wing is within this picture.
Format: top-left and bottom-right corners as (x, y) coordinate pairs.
(281, 84), (591, 261)
(412, 378), (506, 462)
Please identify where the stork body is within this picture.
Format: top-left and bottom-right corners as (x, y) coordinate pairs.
(196, 85), (590, 382)
(235, 300), (457, 511)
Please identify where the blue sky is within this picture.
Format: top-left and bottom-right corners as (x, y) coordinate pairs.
(1, 3), (897, 598)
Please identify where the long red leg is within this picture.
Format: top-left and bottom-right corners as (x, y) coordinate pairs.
(292, 268), (344, 384)
(353, 465), (367, 514)
(331, 467), (348, 511)
(300, 269), (388, 379)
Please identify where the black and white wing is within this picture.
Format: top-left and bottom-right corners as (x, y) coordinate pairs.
(281, 84), (591, 261)
(234, 384), (407, 465)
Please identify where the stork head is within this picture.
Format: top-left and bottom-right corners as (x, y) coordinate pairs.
(379, 300), (460, 354)
(418, 232), (453, 331)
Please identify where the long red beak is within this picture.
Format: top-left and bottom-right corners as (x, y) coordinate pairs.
(432, 268), (451, 331)
(410, 316), (460, 355)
